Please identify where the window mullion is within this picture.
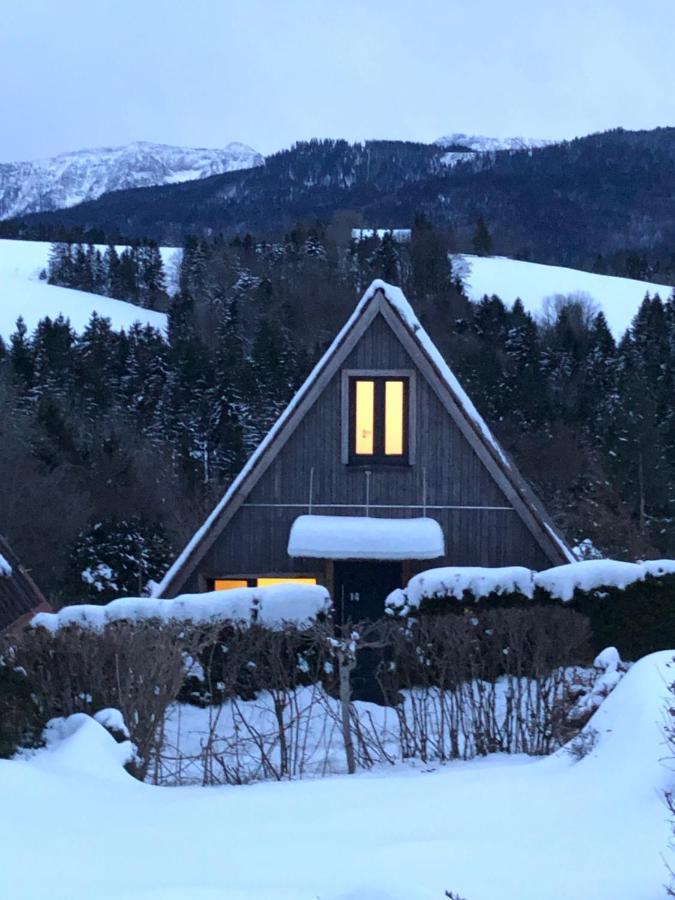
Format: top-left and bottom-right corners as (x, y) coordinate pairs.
(375, 379), (385, 458)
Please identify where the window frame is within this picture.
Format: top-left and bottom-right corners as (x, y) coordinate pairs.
(341, 369), (416, 466)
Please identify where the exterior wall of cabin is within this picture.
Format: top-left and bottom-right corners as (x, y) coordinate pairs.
(183, 311), (552, 594)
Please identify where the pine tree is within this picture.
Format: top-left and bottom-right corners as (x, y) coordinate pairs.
(9, 318), (34, 389)
(472, 217), (493, 256)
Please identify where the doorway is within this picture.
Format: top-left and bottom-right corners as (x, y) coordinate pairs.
(332, 560), (402, 703)
(333, 560), (402, 626)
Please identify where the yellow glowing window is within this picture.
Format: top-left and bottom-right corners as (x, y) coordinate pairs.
(384, 380), (404, 455)
(350, 376), (408, 462)
(213, 577), (317, 590)
(354, 380), (374, 455)
(214, 579), (250, 591)
(257, 577), (318, 587)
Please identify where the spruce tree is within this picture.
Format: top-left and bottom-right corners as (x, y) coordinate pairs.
(472, 217), (493, 256)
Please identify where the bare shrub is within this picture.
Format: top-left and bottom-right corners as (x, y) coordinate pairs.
(374, 606), (592, 762)
(6, 606), (595, 787)
(5, 620), (202, 779)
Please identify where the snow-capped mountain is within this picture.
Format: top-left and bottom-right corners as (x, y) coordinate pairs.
(435, 133), (557, 152)
(435, 133), (557, 167)
(0, 141), (264, 219)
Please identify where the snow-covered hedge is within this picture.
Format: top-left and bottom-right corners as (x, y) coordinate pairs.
(386, 558), (675, 659)
(386, 565), (535, 615)
(387, 558), (675, 613)
(534, 558), (675, 603)
(32, 583), (332, 633)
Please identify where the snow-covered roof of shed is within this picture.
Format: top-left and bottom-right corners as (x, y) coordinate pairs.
(288, 515), (445, 560)
(154, 280), (571, 597)
(0, 553), (12, 577)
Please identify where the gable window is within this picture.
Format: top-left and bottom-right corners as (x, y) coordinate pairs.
(348, 375), (409, 464)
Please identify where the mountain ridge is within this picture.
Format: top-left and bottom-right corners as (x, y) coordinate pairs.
(0, 140), (264, 220)
(9, 128), (675, 281)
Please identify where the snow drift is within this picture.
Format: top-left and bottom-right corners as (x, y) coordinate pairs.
(0, 652), (671, 900)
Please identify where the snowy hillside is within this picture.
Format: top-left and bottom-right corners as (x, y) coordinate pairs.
(0, 239), (168, 337)
(436, 134), (557, 152)
(0, 141), (264, 219)
(0, 651), (671, 899)
(455, 254), (675, 336)
(436, 134), (556, 166)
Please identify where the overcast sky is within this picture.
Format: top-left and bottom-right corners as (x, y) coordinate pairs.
(2, 0), (674, 162)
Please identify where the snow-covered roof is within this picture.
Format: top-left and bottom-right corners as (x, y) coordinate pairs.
(154, 279), (571, 597)
(288, 515), (445, 561)
(0, 553), (12, 577)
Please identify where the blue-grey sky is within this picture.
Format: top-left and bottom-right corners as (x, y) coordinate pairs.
(2, 0), (674, 162)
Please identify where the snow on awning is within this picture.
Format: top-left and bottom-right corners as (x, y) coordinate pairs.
(287, 515), (445, 561)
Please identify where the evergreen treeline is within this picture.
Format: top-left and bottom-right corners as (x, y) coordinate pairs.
(1, 220), (674, 602)
(47, 240), (168, 309)
(12, 128), (675, 282)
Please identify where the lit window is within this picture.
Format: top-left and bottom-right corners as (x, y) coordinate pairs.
(213, 579), (250, 591)
(355, 380), (374, 454)
(213, 576), (317, 590)
(257, 577), (317, 587)
(350, 376), (409, 463)
(384, 380), (404, 455)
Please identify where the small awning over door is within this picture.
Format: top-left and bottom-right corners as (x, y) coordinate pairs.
(287, 515), (445, 560)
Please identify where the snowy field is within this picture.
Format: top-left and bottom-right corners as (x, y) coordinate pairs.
(0, 238), (174, 338)
(0, 651), (672, 900)
(455, 253), (675, 337)
(2, 237), (672, 343)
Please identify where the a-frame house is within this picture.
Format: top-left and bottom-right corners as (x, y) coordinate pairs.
(155, 280), (572, 619)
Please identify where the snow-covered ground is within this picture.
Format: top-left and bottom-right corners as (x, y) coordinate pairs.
(455, 253), (675, 337)
(0, 238), (173, 338)
(0, 651), (672, 900)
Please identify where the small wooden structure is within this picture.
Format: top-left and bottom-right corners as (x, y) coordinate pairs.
(156, 280), (571, 618)
(0, 536), (51, 631)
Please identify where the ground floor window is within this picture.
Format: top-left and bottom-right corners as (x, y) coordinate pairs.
(213, 576), (318, 591)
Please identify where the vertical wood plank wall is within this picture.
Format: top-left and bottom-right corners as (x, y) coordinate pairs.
(181, 313), (552, 593)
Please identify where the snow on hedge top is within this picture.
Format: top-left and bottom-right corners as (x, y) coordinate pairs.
(387, 558), (675, 611)
(0, 553), (11, 576)
(534, 558), (675, 602)
(386, 565), (535, 613)
(32, 583), (331, 633)
(288, 515), (444, 560)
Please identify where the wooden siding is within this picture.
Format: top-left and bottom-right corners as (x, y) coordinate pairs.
(0, 536), (51, 631)
(190, 311), (552, 590)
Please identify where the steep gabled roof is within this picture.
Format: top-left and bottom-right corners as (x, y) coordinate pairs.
(0, 535), (51, 631)
(155, 280), (572, 597)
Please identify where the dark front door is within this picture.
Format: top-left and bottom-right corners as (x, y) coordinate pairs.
(333, 561), (402, 704)
(333, 560), (402, 625)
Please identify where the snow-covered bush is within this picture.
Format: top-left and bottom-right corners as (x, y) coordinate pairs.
(19, 583), (332, 780)
(388, 559), (675, 659)
(65, 517), (173, 603)
(7, 619), (195, 778)
(375, 606), (591, 759)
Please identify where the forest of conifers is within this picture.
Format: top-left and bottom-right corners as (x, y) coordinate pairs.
(1, 218), (674, 602)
